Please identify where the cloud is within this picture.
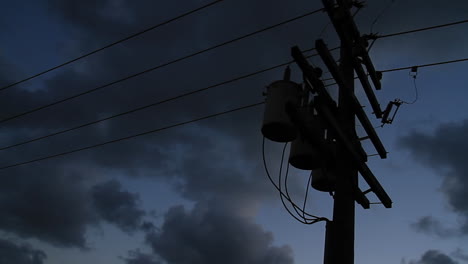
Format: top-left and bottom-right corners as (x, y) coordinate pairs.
(0, 238), (46, 264)
(399, 119), (468, 235)
(145, 202), (294, 264)
(0, 167), (95, 248)
(409, 250), (458, 264)
(0, 0), (330, 260)
(91, 179), (146, 232)
(452, 249), (468, 262)
(411, 216), (457, 238)
(120, 249), (162, 264)
(0, 165), (149, 248)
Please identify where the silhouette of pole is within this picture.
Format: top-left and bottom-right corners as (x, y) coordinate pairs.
(324, 0), (357, 263)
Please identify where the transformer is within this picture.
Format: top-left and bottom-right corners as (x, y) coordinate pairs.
(261, 80), (301, 142)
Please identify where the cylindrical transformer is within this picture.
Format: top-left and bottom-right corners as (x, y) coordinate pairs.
(311, 165), (336, 192)
(288, 108), (326, 170)
(261, 80), (301, 142)
(289, 134), (323, 170)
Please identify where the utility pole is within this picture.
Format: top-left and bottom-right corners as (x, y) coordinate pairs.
(261, 1), (392, 264)
(330, 0), (357, 263)
(293, 1), (392, 264)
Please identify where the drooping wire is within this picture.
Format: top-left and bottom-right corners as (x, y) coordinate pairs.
(278, 143), (308, 223)
(0, 102), (264, 170)
(262, 138), (325, 223)
(0, 8), (325, 126)
(401, 68), (419, 104)
(263, 138), (322, 221)
(302, 172), (313, 220)
(284, 153), (311, 219)
(278, 143), (321, 223)
(0, 0), (224, 92)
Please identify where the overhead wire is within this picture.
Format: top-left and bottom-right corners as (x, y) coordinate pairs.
(1, 16), (467, 161)
(376, 18), (468, 39)
(0, 102), (264, 170)
(0, 52), (325, 152)
(320, 56), (468, 88)
(1, 16), (463, 129)
(2, 52), (468, 152)
(380, 57), (468, 73)
(369, 0), (395, 33)
(0, 7), (325, 126)
(0, 0), (224, 91)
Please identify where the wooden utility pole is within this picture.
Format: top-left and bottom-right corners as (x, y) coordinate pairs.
(290, 1), (392, 264)
(330, 0), (358, 261)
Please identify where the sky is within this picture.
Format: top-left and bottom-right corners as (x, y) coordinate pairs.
(0, 0), (467, 264)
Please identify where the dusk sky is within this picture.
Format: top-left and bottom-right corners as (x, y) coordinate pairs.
(0, 0), (467, 264)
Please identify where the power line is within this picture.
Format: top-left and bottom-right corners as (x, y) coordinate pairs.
(376, 18), (468, 39)
(2, 20), (467, 151)
(320, 57), (468, 85)
(0, 8), (324, 126)
(2, 53), (467, 152)
(0, 102), (264, 170)
(369, 0), (396, 33)
(0, 52), (323, 152)
(380, 57), (468, 73)
(0, 0), (224, 92)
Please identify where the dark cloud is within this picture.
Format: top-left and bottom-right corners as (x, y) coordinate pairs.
(0, 164), (149, 248)
(0, 167), (95, 248)
(0, 238), (46, 264)
(91, 179), (146, 232)
(145, 203), (294, 264)
(400, 120), (468, 235)
(409, 250), (458, 264)
(411, 216), (457, 238)
(1, 0), (436, 261)
(452, 249), (468, 262)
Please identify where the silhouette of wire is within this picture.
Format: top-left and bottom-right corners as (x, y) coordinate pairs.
(262, 138), (326, 223)
(401, 76), (418, 105)
(278, 143), (322, 224)
(0, 102), (264, 170)
(278, 143), (309, 223)
(370, 0), (395, 33)
(0, 8), (325, 125)
(321, 57), (468, 88)
(368, 18), (468, 52)
(0, 0), (224, 92)
(284, 153), (311, 219)
(0, 52), (326, 152)
(302, 172), (313, 220)
(376, 19), (468, 39)
(380, 57), (468, 73)
(3, 25), (467, 151)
